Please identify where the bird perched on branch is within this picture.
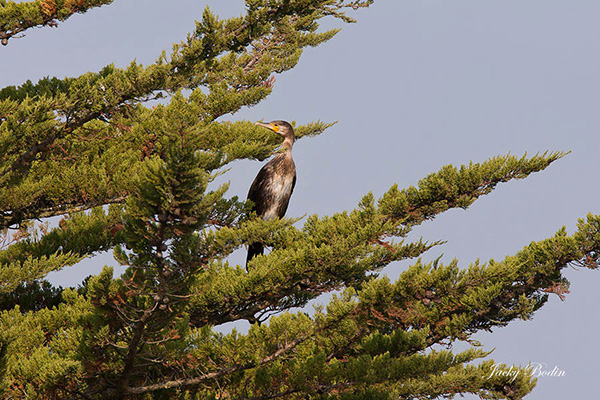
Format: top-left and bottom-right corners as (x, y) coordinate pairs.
(246, 120), (296, 267)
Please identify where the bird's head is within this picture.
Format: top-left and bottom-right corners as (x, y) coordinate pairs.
(255, 120), (295, 143)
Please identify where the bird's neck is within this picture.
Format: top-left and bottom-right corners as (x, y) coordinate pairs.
(281, 137), (294, 152)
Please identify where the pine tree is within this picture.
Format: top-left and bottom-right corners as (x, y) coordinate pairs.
(1, 1), (599, 399)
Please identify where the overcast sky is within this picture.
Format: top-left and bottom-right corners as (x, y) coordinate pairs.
(2, 1), (599, 398)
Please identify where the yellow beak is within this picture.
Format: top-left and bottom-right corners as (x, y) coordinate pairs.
(255, 121), (280, 133)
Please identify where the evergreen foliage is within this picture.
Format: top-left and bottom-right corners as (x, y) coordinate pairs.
(0, 1), (598, 399)
(0, 279), (63, 311)
(0, 0), (114, 45)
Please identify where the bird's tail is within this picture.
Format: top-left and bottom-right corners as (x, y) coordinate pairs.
(246, 242), (264, 268)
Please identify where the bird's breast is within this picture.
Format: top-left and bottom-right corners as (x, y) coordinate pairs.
(262, 174), (294, 220)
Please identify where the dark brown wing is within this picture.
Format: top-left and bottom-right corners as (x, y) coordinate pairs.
(247, 158), (279, 217)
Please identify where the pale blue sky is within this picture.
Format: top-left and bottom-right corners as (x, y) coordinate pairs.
(2, 1), (599, 398)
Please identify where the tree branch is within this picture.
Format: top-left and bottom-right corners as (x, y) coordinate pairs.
(0, 0), (115, 46)
(125, 332), (310, 395)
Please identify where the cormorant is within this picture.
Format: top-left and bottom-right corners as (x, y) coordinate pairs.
(246, 120), (296, 266)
